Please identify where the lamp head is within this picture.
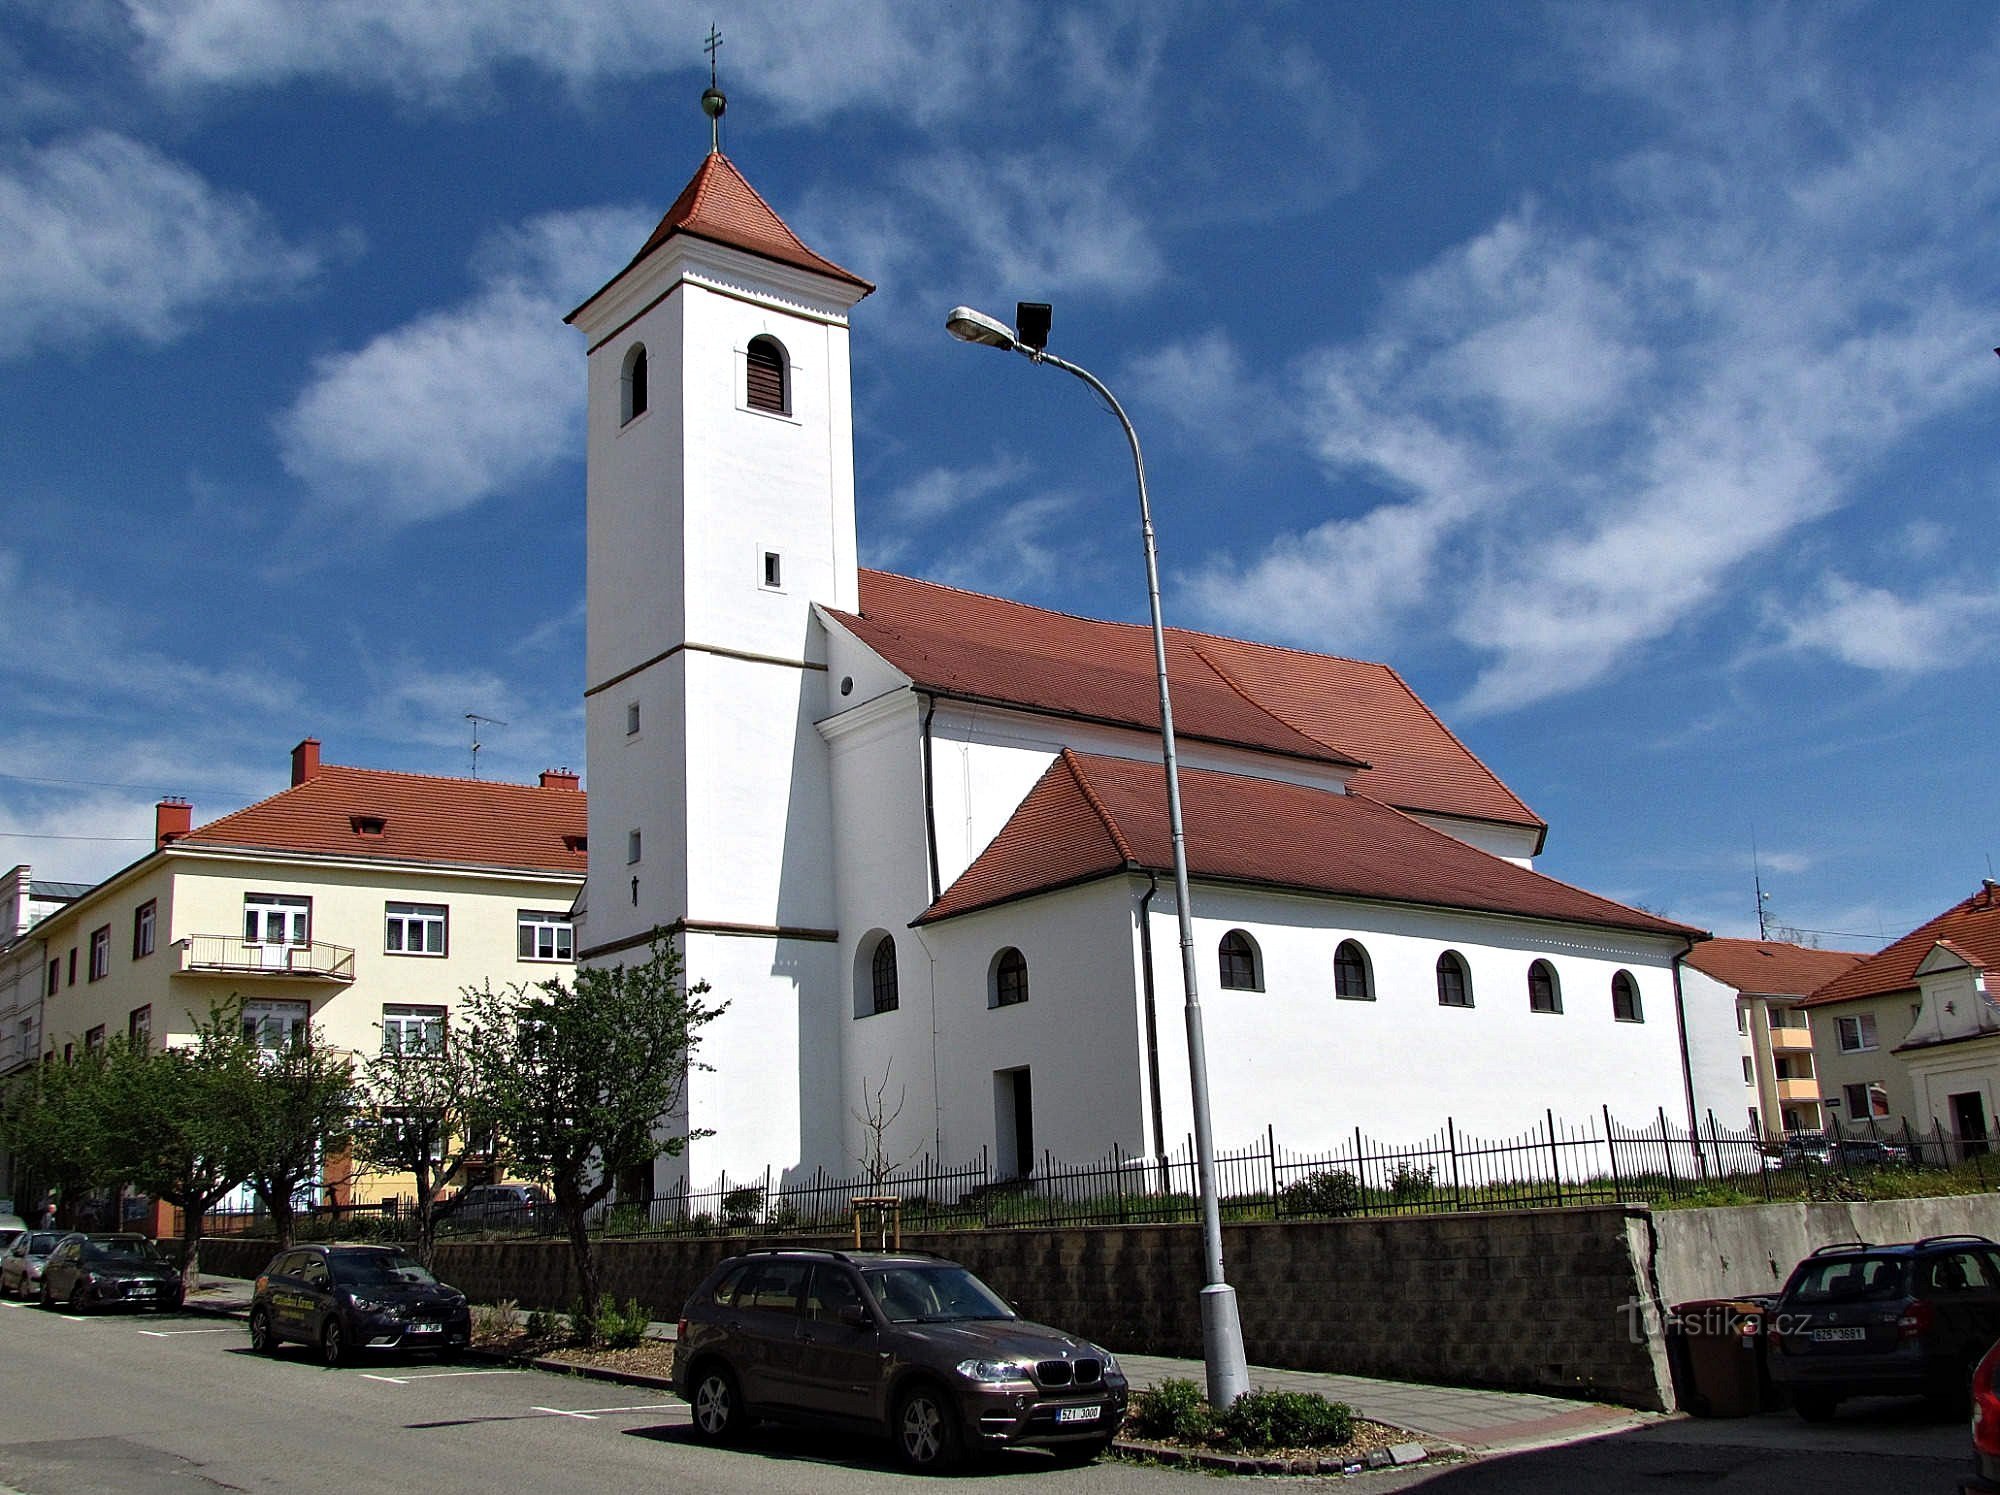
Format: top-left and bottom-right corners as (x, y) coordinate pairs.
(945, 306), (1017, 350)
(1015, 301), (1052, 353)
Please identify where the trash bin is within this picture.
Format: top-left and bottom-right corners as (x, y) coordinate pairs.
(1668, 1297), (1773, 1416)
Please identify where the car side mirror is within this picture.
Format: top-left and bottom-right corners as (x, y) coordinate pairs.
(838, 1303), (872, 1329)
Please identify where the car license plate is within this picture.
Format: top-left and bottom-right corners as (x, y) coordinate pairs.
(407, 1322), (439, 1334)
(1812, 1327), (1865, 1342)
(131, 1285), (156, 1295)
(1056, 1405), (1099, 1424)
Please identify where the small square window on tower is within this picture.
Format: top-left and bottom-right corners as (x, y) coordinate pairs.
(761, 550), (782, 589)
(626, 701), (641, 735)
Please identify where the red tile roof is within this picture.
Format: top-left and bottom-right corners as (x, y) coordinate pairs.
(917, 749), (1695, 938)
(830, 571), (1545, 841)
(1800, 884), (2000, 1007)
(1682, 938), (1865, 996)
(572, 152), (871, 321)
(178, 764), (587, 876)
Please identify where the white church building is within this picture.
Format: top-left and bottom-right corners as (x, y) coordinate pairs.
(566, 140), (1730, 1196)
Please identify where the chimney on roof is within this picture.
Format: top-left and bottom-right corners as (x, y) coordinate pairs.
(540, 768), (580, 791)
(156, 798), (192, 849)
(291, 738), (322, 786)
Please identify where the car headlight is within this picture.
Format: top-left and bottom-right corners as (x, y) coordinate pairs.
(956, 1358), (1035, 1383)
(348, 1295), (393, 1313)
(1091, 1345), (1119, 1374)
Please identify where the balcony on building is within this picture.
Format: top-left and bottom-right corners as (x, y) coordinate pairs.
(175, 936), (355, 983)
(1776, 1076), (1822, 1104)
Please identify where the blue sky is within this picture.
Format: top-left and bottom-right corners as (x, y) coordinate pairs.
(2, 2), (1995, 952)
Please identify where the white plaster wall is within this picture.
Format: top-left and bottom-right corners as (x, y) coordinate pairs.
(1679, 966), (1760, 1132)
(1403, 811), (1539, 867)
(1138, 885), (1701, 1149)
(585, 653), (687, 955)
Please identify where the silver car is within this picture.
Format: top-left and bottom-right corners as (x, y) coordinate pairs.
(1, 1231), (69, 1299)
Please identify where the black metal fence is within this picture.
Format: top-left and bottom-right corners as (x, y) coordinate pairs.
(174, 1109), (1993, 1243)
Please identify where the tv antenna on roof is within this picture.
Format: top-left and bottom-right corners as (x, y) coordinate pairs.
(466, 713), (508, 778)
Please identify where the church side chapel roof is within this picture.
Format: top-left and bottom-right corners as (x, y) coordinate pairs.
(1800, 883), (2000, 1008)
(917, 748), (1696, 937)
(1682, 937), (1865, 997)
(831, 570), (1545, 839)
(575, 151), (873, 319)
(179, 765), (587, 876)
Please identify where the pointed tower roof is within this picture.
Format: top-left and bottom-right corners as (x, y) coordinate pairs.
(570, 152), (871, 324)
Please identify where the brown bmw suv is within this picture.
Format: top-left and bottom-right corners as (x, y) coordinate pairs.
(673, 1248), (1128, 1470)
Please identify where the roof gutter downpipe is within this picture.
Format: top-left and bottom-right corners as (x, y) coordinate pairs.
(1138, 871), (1168, 1185)
(1671, 939), (1707, 1180)
(919, 692), (941, 905)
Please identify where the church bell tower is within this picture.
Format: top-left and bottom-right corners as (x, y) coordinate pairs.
(567, 84), (873, 1188)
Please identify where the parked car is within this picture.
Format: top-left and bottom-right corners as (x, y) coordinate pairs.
(38, 1233), (182, 1313)
(1, 1231), (69, 1299)
(673, 1247), (1128, 1471)
(1829, 1138), (1910, 1167)
(1761, 1133), (1832, 1165)
(1767, 1234), (2000, 1420)
(439, 1183), (553, 1228)
(248, 1244), (470, 1366)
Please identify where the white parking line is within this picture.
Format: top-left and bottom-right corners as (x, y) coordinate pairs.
(359, 1369), (524, 1385)
(530, 1404), (673, 1421)
(138, 1327), (236, 1336)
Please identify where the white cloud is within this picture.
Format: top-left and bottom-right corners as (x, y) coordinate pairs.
(1173, 14), (2000, 714)
(122, 0), (1031, 123)
(882, 454), (1031, 525)
(0, 130), (321, 359)
(276, 205), (652, 522)
(1780, 575), (2000, 673)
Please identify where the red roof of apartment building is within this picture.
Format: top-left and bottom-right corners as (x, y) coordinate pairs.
(917, 748), (1693, 938)
(1800, 883), (2000, 1008)
(570, 151), (872, 323)
(832, 571), (1545, 844)
(1682, 938), (1865, 996)
(179, 761), (586, 875)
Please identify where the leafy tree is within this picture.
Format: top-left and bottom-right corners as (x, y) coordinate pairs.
(243, 1026), (356, 1248)
(463, 935), (723, 1328)
(0, 1047), (115, 1224)
(96, 1003), (262, 1292)
(349, 1019), (490, 1267)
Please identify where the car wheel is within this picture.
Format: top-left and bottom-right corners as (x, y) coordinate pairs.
(320, 1318), (347, 1368)
(67, 1285), (87, 1315)
(1793, 1391), (1839, 1422)
(37, 1279), (54, 1309)
(894, 1383), (963, 1472)
(688, 1364), (746, 1444)
(249, 1307), (277, 1353)
(1049, 1436), (1113, 1467)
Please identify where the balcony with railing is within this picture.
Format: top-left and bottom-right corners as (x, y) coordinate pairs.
(176, 936), (355, 983)
(1776, 1076), (1822, 1104)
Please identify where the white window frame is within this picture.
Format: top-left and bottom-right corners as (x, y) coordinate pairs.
(244, 893), (309, 946)
(517, 910), (575, 962)
(1843, 1080), (1890, 1118)
(88, 926), (110, 981)
(1836, 1013), (1879, 1053)
(385, 901), (447, 957)
(242, 999), (309, 1055)
(381, 1004), (446, 1055)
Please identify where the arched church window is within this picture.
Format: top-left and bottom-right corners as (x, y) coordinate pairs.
(1528, 959), (1562, 1014)
(620, 343), (648, 425)
(993, 947), (1029, 1008)
(1436, 950), (1473, 1008)
(746, 335), (788, 414)
(1334, 940), (1372, 1000)
(1612, 970), (1643, 1023)
(1218, 930), (1260, 990)
(871, 936), (899, 1015)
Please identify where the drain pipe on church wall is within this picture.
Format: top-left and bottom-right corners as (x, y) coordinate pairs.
(1137, 871), (1168, 1170)
(919, 692), (941, 904)
(1670, 937), (1705, 1178)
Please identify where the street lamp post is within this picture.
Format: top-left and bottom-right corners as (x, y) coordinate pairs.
(945, 303), (1250, 1408)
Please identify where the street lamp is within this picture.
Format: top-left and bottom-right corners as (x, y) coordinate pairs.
(945, 301), (1250, 1408)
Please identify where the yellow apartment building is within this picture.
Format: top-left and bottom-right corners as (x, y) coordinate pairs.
(14, 738), (585, 1219)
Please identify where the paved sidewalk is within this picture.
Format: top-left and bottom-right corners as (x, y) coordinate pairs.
(182, 1274), (1655, 1455)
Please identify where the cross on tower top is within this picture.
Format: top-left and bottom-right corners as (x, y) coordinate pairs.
(700, 24), (727, 154)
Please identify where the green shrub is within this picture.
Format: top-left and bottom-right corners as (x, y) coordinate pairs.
(1218, 1388), (1355, 1450)
(1130, 1378), (1215, 1442)
(1280, 1168), (1360, 1217)
(524, 1308), (559, 1339)
(471, 1298), (521, 1341)
(721, 1186), (762, 1227)
(1389, 1162), (1435, 1203)
(568, 1292), (651, 1348)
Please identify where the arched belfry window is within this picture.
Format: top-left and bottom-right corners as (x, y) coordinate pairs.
(620, 343), (648, 425)
(870, 936), (899, 1015)
(1218, 930), (1260, 991)
(746, 335), (788, 414)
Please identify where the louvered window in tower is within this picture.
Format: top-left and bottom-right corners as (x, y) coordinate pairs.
(746, 336), (788, 414)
